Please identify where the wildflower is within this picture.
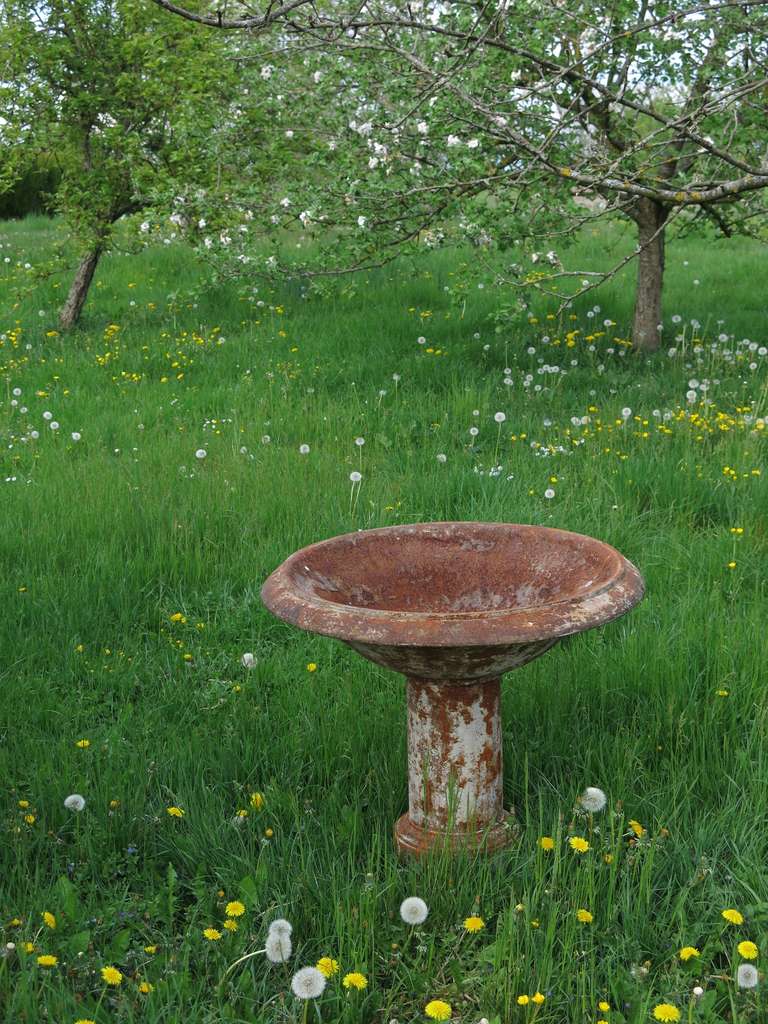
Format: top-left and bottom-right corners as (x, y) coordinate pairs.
(265, 827), (274, 838)
(18, 800), (29, 809)
(101, 965), (123, 985)
(224, 918), (238, 931)
(738, 940), (758, 959)
(737, 964), (759, 988)
(722, 909), (744, 925)
(195, 449), (207, 459)
(24, 942), (35, 953)
(598, 1002), (610, 1012)
(36, 954), (58, 967)
(64, 794), (86, 812)
(167, 806), (185, 818)
(307, 662), (318, 671)
(692, 987), (704, 998)
(144, 945), (158, 954)
(291, 966), (327, 999)
(569, 836), (589, 853)
(225, 901), (246, 918)
(350, 471), (362, 482)
(576, 909), (593, 923)
(265, 932), (292, 963)
(628, 820), (645, 838)
(400, 897), (429, 925)
(316, 957), (339, 977)
(139, 981), (154, 993)
(241, 652), (256, 668)
(24, 814), (36, 824)
(268, 918), (292, 938)
(299, 444), (310, 454)
(679, 946), (700, 961)
(42, 912), (56, 929)
(494, 412), (506, 423)
(538, 836), (554, 851)
(75, 1020), (97, 1024)
(652, 1005), (680, 1022)
(250, 792), (265, 810)
(170, 612), (185, 622)
(463, 916), (485, 932)
(580, 787), (607, 812)
(425, 1000), (452, 1020)
(203, 928), (221, 941)
(532, 993), (545, 1004)
(343, 972), (368, 989)
(75, 739), (90, 748)
(517, 995), (529, 1005)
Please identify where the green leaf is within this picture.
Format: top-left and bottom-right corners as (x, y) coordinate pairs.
(56, 875), (79, 920)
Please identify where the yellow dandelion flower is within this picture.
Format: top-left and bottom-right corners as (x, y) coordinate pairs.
(425, 1000), (452, 1020)
(42, 911), (56, 929)
(603, 853), (614, 864)
(101, 965), (123, 985)
(576, 909), (593, 923)
(517, 994), (529, 1005)
(144, 945), (158, 954)
(679, 946), (700, 961)
(532, 992), (545, 1004)
(538, 836), (554, 851)
(722, 909), (744, 925)
(75, 1019), (97, 1024)
(75, 739), (90, 748)
(343, 972), (368, 990)
(307, 662), (317, 672)
(738, 940), (758, 959)
(24, 814), (35, 824)
(24, 942), (35, 953)
(628, 820), (645, 837)
(569, 836), (589, 853)
(36, 954), (58, 967)
(463, 916), (485, 932)
(203, 928), (222, 941)
(139, 981), (154, 993)
(652, 1004), (680, 1023)
(316, 957), (340, 977)
(166, 806), (184, 818)
(598, 1001), (610, 1011)
(225, 900), (245, 917)
(265, 827), (274, 838)
(249, 792), (264, 810)
(18, 800), (29, 809)
(223, 918), (238, 931)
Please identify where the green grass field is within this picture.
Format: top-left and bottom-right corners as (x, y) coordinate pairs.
(0, 215), (766, 1024)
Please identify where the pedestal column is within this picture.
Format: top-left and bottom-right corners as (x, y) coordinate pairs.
(395, 676), (513, 855)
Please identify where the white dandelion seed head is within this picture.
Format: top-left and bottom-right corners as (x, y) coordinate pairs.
(400, 896), (429, 925)
(355, 437), (365, 446)
(12, 388), (21, 397)
(241, 652), (256, 668)
(692, 986), (704, 998)
(737, 964), (759, 989)
(50, 421), (59, 430)
(544, 488), (555, 499)
(436, 453), (447, 463)
(64, 794), (86, 812)
(469, 427), (479, 437)
(195, 449), (207, 459)
(579, 787), (607, 813)
(268, 918), (293, 939)
(30, 430), (39, 439)
(349, 471), (362, 482)
(291, 966), (326, 999)
(621, 407), (632, 419)
(71, 432), (81, 442)
(299, 444), (310, 454)
(42, 410), (53, 421)
(265, 932), (292, 963)
(494, 411), (506, 423)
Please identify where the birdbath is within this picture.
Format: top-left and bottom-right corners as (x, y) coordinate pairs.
(261, 522), (644, 856)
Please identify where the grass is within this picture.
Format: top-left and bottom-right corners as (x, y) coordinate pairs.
(0, 214), (766, 1024)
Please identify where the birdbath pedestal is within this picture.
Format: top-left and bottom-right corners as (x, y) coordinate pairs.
(261, 522), (644, 856)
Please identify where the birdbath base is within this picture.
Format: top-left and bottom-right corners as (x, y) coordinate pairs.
(394, 810), (517, 856)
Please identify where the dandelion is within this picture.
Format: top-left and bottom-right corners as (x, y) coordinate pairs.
(343, 972), (368, 989)
(75, 739), (90, 748)
(463, 916), (485, 933)
(42, 912), (56, 929)
(250, 792), (265, 810)
(144, 945), (158, 954)
(299, 444), (310, 454)
(579, 786), (607, 812)
(139, 981), (154, 993)
(738, 940), (758, 959)
(225, 901), (246, 918)
(538, 836), (554, 851)
(532, 993), (545, 1004)
(316, 957), (339, 977)
(679, 946), (700, 961)
(36, 954), (58, 967)
(203, 928), (222, 941)
(71, 432), (81, 441)
(64, 794), (86, 812)
(576, 909), (593, 923)
(241, 652), (256, 668)
(355, 437), (365, 446)
(628, 820), (645, 838)
(195, 449), (207, 459)
(400, 897), (429, 925)
(598, 1002), (611, 1012)
(652, 1005), (680, 1022)
(101, 965), (123, 985)
(291, 966), (327, 999)
(493, 411), (506, 423)
(544, 488), (555, 499)
(268, 918), (292, 938)
(224, 919), (238, 931)
(737, 964), (759, 988)
(569, 836), (589, 853)
(425, 999), (452, 1020)
(166, 806), (185, 818)
(722, 909), (744, 925)
(350, 471), (362, 482)
(307, 662), (317, 671)
(265, 932), (292, 963)
(692, 987), (704, 998)
(517, 995), (529, 1005)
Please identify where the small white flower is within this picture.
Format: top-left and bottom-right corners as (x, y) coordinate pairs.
(195, 449), (207, 459)
(692, 987), (704, 998)
(280, 197), (291, 208)
(400, 896), (429, 925)
(241, 652), (256, 668)
(446, 134), (461, 147)
(349, 471), (362, 482)
(30, 430), (39, 439)
(268, 918), (293, 939)
(466, 138), (480, 149)
(357, 216), (367, 228)
(579, 787), (607, 812)
(299, 444), (310, 454)
(494, 412), (506, 423)
(416, 120), (429, 135)
(265, 932), (292, 963)
(737, 964), (759, 989)
(291, 966), (326, 999)
(285, 129), (294, 139)
(436, 453), (447, 463)
(64, 794), (86, 812)
(139, 221), (150, 233)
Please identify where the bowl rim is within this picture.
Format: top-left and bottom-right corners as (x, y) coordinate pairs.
(260, 521), (645, 647)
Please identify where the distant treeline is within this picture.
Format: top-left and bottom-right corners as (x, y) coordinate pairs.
(0, 158), (60, 219)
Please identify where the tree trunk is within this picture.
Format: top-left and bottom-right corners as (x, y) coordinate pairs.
(58, 244), (103, 330)
(631, 198), (668, 352)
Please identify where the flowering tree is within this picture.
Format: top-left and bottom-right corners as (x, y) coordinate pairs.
(152, 0), (768, 350)
(0, 0), (234, 328)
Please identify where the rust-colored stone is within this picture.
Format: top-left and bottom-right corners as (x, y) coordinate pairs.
(261, 522), (645, 856)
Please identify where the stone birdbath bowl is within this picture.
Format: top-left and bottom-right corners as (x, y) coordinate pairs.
(261, 522), (644, 856)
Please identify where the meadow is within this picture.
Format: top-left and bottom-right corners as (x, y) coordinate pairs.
(0, 215), (766, 1024)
